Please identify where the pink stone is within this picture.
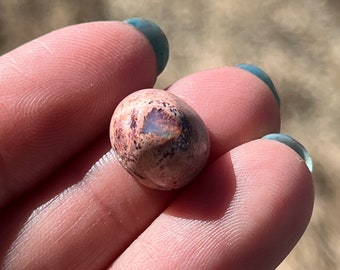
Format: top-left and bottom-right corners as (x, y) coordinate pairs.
(109, 89), (210, 190)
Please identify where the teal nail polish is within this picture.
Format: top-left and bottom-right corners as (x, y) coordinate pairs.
(237, 64), (280, 106)
(125, 18), (169, 75)
(263, 133), (313, 172)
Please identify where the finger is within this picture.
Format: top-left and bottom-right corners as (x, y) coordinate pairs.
(168, 65), (281, 159)
(112, 139), (314, 269)
(0, 65), (281, 269)
(0, 18), (169, 207)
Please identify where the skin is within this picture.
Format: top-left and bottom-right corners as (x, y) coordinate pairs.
(0, 22), (314, 269)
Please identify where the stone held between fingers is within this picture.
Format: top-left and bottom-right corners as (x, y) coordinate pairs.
(109, 89), (210, 190)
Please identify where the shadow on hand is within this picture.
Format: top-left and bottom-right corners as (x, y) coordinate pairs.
(165, 153), (236, 221)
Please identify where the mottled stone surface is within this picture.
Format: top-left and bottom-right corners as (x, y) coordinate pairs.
(110, 89), (210, 189)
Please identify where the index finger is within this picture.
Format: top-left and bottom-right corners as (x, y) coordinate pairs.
(0, 18), (169, 207)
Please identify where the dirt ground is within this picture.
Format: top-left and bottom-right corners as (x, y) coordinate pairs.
(1, 0), (339, 269)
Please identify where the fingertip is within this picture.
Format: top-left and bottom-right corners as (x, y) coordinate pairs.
(167, 66), (281, 158)
(237, 64), (280, 107)
(113, 139), (314, 269)
(125, 18), (169, 75)
(262, 133), (313, 172)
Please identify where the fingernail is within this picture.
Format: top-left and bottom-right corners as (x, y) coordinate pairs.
(237, 64), (280, 107)
(125, 18), (169, 75)
(262, 133), (313, 172)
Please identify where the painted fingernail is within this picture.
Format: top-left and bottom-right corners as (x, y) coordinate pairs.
(263, 133), (313, 172)
(125, 18), (169, 75)
(237, 64), (280, 106)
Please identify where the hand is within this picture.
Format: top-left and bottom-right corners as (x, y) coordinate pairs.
(0, 18), (313, 269)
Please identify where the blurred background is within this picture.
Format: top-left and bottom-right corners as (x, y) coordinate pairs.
(0, 0), (339, 269)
